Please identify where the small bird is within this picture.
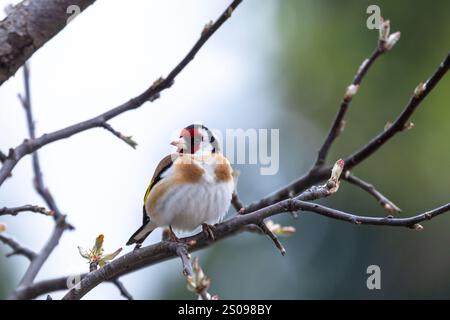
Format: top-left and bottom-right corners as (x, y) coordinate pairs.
(126, 124), (234, 248)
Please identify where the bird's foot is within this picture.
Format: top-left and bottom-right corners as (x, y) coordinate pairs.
(202, 223), (216, 241)
(163, 225), (181, 242)
(133, 243), (142, 251)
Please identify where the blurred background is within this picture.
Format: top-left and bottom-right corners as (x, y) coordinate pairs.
(0, 0), (449, 299)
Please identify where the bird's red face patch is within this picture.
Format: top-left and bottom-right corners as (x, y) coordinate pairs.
(179, 127), (203, 154)
(180, 127), (200, 139)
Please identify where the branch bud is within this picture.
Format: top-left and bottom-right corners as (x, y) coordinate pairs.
(384, 31), (401, 50)
(202, 21), (214, 36)
(414, 82), (427, 98)
(379, 18), (390, 42)
(344, 84), (359, 102)
(149, 76), (164, 90)
(403, 121), (414, 131)
(186, 257), (211, 295)
(383, 203), (396, 214)
(327, 159), (345, 193)
(265, 220), (296, 236)
(384, 121), (393, 131)
(118, 133), (138, 149)
(226, 7), (233, 18)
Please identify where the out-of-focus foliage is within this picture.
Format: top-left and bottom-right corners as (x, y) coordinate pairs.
(161, 0), (450, 299)
(0, 250), (13, 299)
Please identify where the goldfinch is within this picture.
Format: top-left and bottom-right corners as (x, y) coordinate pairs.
(126, 124), (234, 248)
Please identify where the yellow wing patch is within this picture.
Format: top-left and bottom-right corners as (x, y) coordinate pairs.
(143, 154), (175, 205)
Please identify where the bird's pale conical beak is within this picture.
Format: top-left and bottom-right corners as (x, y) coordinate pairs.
(170, 139), (186, 152)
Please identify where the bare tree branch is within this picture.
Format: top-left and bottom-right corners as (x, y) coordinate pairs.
(258, 221), (286, 256)
(175, 244), (193, 277)
(8, 64), (73, 298)
(0, 0), (96, 85)
(101, 123), (138, 149)
(61, 193), (450, 300)
(315, 21), (400, 167)
(112, 279), (133, 300)
(0, 150), (6, 163)
(244, 51), (450, 214)
(343, 51), (450, 169)
(7, 159), (447, 300)
(0, 234), (37, 260)
(0, 0), (243, 186)
(315, 47), (383, 166)
(0, 150), (12, 179)
(11, 200), (450, 300)
(0, 204), (53, 217)
(234, 159), (344, 257)
(343, 171), (401, 214)
(231, 191), (245, 212)
(18, 64), (67, 222)
(315, 21), (401, 167)
(10, 273), (131, 300)
(175, 248), (214, 300)
(295, 200), (450, 229)
(16, 215), (71, 288)
(11, 275), (74, 300)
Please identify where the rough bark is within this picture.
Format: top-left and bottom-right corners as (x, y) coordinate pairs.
(0, 0), (96, 85)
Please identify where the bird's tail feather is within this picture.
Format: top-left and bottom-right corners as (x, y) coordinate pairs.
(126, 221), (156, 246)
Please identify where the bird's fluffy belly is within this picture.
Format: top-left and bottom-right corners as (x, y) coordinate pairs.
(151, 180), (233, 231)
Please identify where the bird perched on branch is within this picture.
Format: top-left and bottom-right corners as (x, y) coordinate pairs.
(127, 124), (234, 249)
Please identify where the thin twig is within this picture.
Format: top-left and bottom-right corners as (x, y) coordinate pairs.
(19, 64), (67, 223)
(0, 234), (37, 260)
(175, 244), (193, 277)
(0, 0), (243, 187)
(295, 200), (450, 228)
(101, 123), (138, 149)
(174, 244), (215, 300)
(17, 215), (71, 288)
(112, 279), (134, 300)
(344, 171), (401, 213)
(10, 273), (133, 300)
(244, 51), (450, 214)
(231, 191), (245, 212)
(9, 65), (73, 296)
(316, 47), (383, 166)
(0, 205), (53, 217)
(315, 21), (401, 166)
(11, 275), (77, 300)
(259, 221), (286, 256)
(233, 185), (288, 255)
(344, 52), (450, 169)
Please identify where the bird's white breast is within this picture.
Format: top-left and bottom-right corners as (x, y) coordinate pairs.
(150, 159), (234, 231)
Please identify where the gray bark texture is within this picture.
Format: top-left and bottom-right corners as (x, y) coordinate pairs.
(0, 0), (96, 85)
